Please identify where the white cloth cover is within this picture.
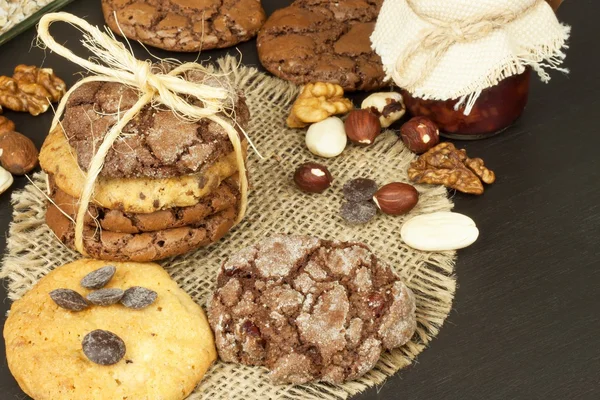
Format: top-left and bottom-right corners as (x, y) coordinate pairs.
(371, 0), (571, 113)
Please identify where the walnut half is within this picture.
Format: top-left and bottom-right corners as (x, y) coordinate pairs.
(286, 82), (353, 128)
(0, 65), (66, 116)
(408, 142), (495, 195)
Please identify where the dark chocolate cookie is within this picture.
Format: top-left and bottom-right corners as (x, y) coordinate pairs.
(46, 200), (238, 262)
(208, 235), (417, 384)
(257, 0), (386, 92)
(48, 174), (239, 234)
(60, 77), (250, 179)
(101, 0), (266, 52)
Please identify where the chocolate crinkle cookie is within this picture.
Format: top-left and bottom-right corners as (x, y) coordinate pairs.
(257, 0), (387, 92)
(208, 235), (417, 384)
(102, 0), (266, 52)
(60, 74), (250, 179)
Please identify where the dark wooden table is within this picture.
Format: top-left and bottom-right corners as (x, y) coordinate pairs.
(1, 1), (598, 399)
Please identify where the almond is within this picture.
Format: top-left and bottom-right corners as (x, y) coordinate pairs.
(0, 130), (38, 175)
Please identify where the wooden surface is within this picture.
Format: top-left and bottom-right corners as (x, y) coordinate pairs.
(0, 1), (598, 399)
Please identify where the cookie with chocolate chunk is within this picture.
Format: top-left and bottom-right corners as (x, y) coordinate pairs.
(257, 0), (387, 92)
(101, 0), (266, 52)
(208, 235), (417, 384)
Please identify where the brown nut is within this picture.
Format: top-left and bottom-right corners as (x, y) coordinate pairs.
(0, 131), (39, 175)
(373, 182), (419, 215)
(400, 116), (440, 154)
(344, 109), (381, 147)
(293, 162), (333, 193)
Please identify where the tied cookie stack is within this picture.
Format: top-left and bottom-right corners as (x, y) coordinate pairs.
(37, 13), (251, 262)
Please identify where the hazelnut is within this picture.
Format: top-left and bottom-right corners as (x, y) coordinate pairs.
(0, 166), (13, 195)
(344, 109), (381, 147)
(305, 117), (347, 158)
(361, 92), (406, 128)
(0, 130), (38, 175)
(293, 162), (333, 193)
(373, 182), (419, 215)
(400, 117), (440, 154)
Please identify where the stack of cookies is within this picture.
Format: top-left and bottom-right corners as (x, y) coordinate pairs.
(39, 75), (249, 262)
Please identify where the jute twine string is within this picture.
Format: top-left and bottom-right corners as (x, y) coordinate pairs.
(36, 12), (253, 256)
(394, 0), (545, 89)
(2, 56), (457, 399)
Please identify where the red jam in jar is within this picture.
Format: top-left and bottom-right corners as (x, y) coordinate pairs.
(402, 69), (531, 140)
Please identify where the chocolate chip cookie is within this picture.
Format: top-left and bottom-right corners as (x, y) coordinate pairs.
(257, 0), (387, 92)
(60, 79), (250, 179)
(46, 200), (237, 262)
(4, 259), (216, 400)
(102, 0), (266, 52)
(40, 126), (243, 214)
(208, 235), (417, 384)
(48, 174), (239, 234)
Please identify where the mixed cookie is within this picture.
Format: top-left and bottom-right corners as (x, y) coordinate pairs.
(39, 72), (249, 262)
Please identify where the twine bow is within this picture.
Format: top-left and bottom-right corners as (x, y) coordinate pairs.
(393, 0), (544, 89)
(37, 13), (252, 255)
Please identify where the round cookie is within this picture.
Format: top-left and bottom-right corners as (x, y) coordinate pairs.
(46, 203), (237, 262)
(257, 0), (387, 92)
(4, 259), (216, 400)
(40, 126), (244, 213)
(208, 235), (417, 384)
(48, 174), (239, 234)
(60, 80), (250, 179)
(102, 0), (266, 52)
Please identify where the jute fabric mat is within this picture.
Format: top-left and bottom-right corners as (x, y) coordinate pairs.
(1, 56), (456, 400)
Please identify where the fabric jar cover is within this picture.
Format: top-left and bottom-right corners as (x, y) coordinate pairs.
(371, 0), (571, 114)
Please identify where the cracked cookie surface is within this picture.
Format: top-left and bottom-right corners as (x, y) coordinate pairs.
(257, 0), (386, 92)
(102, 0), (266, 52)
(60, 79), (250, 179)
(208, 235), (417, 384)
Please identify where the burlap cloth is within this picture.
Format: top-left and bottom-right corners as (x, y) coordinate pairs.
(1, 56), (456, 400)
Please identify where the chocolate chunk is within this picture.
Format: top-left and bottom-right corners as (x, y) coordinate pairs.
(120, 287), (158, 309)
(49, 289), (89, 311)
(80, 266), (116, 289)
(82, 329), (126, 365)
(343, 178), (378, 202)
(87, 288), (125, 306)
(340, 201), (377, 225)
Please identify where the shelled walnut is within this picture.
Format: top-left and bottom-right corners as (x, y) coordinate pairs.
(286, 82), (353, 128)
(408, 142), (495, 195)
(0, 65), (66, 115)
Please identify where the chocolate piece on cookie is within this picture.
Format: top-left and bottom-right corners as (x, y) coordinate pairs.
(59, 80), (250, 179)
(4, 259), (216, 399)
(208, 235), (417, 384)
(257, 0), (387, 92)
(101, 0), (266, 52)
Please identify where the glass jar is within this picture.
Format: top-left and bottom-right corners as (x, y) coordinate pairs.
(402, 69), (532, 140)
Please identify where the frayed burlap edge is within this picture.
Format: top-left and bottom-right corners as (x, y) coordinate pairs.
(1, 56), (456, 400)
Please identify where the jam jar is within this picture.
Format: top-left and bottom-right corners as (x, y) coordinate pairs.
(402, 69), (531, 140)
